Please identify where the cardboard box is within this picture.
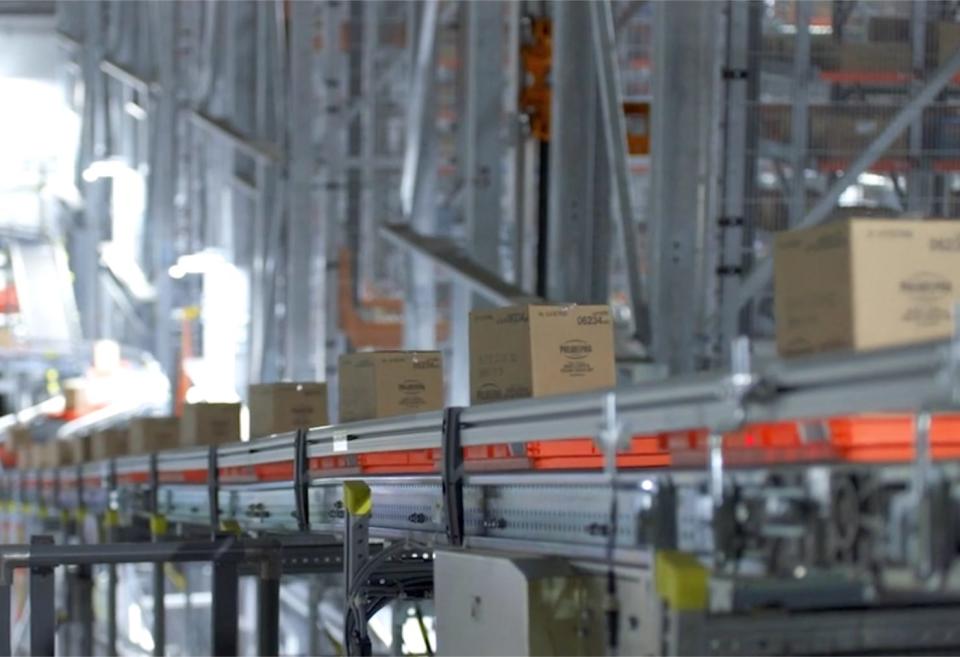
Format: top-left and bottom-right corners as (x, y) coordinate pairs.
(91, 429), (129, 461)
(5, 426), (31, 453)
(469, 304), (616, 405)
(129, 417), (180, 454)
(29, 442), (46, 469)
(937, 21), (960, 67)
(775, 219), (960, 356)
(71, 435), (92, 465)
(249, 383), (329, 438)
(47, 440), (72, 468)
(810, 106), (908, 157)
(834, 42), (912, 72)
(62, 379), (88, 413)
(339, 352), (444, 423)
(180, 403), (242, 447)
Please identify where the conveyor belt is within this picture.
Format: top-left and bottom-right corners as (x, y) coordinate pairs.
(3, 339), (960, 567)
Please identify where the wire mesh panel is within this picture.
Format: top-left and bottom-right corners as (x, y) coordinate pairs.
(747, 0), (960, 237)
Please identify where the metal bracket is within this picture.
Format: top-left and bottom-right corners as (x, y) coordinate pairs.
(208, 446), (219, 534)
(441, 406), (465, 546)
(293, 428), (311, 532)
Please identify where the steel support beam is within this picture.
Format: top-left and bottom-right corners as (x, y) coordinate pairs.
(589, 0), (651, 343)
(547, 0), (610, 305)
(737, 45), (960, 309)
(716, 1), (760, 361)
(29, 536), (55, 657)
(285, 0), (316, 381)
(908, 1), (932, 214)
(257, 560), (281, 657)
(211, 558), (239, 657)
(0, 583), (9, 657)
(451, 1), (505, 405)
(400, 2), (439, 350)
(788, 0), (811, 226)
(382, 225), (535, 305)
(650, 0), (725, 372)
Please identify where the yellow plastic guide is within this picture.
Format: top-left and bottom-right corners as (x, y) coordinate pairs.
(655, 550), (708, 611)
(342, 481), (372, 516)
(149, 513), (168, 537)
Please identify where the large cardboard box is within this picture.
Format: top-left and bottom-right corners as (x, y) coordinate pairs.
(28, 442), (46, 469)
(91, 429), (129, 461)
(180, 403), (242, 447)
(249, 383), (329, 438)
(62, 379), (89, 413)
(71, 434), (92, 465)
(339, 352), (443, 422)
(775, 219), (960, 356)
(469, 304), (616, 405)
(129, 417), (180, 454)
(5, 426), (31, 453)
(47, 440), (72, 468)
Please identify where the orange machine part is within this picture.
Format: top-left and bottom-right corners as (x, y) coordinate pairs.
(520, 18), (553, 141)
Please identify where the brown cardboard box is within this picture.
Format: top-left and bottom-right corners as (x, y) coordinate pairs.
(339, 352), (443, 422)
(29, 442), (47, 469)
(91, 429), (129, 461)
(129, 417), (181, 454)
(937, 21), (960, 67)
(834, 42), (911, 72)
(469, 304), (616, 405)
(180, 403), (242, 447)
(249, 383), (329, 438)
(5, 426), (31, 453)
(775, 219), (960, 357)
(46, 440), (72, 468)
(62, 379), (88, 413)
(71, 434), (92, 464)
(810, 106), (908, 157)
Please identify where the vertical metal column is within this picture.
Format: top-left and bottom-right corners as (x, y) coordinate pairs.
(210, 558), (239, 656)
(589, 0), (651, 342)
(256, 559), (281, 657)
(75, 565), (94, 657)
(715, 1), (760, 363)
(148, 0), (179, 385)
(343, 482), (371, 655)
(908, 1), (931, 213)
(0, 577), (11, 656)
(149, 454), (165, 657)
(320, 0), (345, 390)
(450, 1), (505, 405)
(400, 2), (439, 350)
(286, 0), (317, 382)
(788, 0), (811, 226)
(649, 0), (725, 372)
(30, 535), (55, 657)
(547, 0), (610, 305)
